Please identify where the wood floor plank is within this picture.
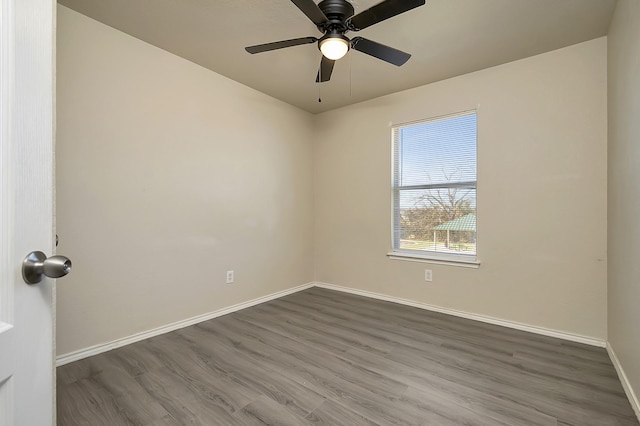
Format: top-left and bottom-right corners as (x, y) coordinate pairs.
(196, 317), (447, 426)
(338, 346), (558, 426)
(214, 313), (411, 398)
(200, 317), (410, 404)
(57, 351), (122, 385)
(57, 378), (150, 426)
(175, 327), (327, 419)
(134, 367), (243, 426)
(57, 288), (639, 426)
(305, 398), (381, 426)
(145, 415), (181, 426)
(299, 288), (608, 365)
(242, 300), (395, 356)
(233, 394), (316, 425)
(296, 288), (593, 362)
(465, 356), (638, 425)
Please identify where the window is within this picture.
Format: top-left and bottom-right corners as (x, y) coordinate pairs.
(391, 111), (477, 264)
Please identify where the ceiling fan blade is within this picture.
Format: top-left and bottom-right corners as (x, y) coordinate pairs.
(245, 37), (317, 54)
(347, 0), (425, 31)
(351, 37), (411, 66)
(316, 56), (335, 82)
(291, 0), (329, 26)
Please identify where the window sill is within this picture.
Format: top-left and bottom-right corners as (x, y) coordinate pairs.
(387, 251), (480, 268)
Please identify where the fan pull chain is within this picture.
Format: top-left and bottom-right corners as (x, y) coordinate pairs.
(318, 65), (322, 103)
(349, 51), (352, 97)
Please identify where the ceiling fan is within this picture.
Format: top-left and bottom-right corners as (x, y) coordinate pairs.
(245, 0), (426, 83)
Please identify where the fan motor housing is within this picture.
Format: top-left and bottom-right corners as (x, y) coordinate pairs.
(318, 0), (355, 31)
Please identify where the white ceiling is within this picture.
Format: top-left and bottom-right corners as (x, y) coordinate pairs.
(58, 0), (617, 114)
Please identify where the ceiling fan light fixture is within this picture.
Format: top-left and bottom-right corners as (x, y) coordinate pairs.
(245, 0), (426, 83)
(320, 36), (349, 60)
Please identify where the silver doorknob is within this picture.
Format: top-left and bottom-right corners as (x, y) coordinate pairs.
(22, 251), (72, 285)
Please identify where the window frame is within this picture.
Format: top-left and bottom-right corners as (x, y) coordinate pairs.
(388, 110), (480, 268)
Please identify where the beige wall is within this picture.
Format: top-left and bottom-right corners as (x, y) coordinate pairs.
(56, 6), (314, 355)
(314, 38), (608, 340)
(608, 0), (640, 406)
(57, 4), (610, 355)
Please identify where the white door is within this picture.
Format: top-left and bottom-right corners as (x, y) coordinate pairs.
(0, 0), (56, 424)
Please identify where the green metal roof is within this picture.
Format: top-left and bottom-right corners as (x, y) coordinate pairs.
(433, 214), (476, 231)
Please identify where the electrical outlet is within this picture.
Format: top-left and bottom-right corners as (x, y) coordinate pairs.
(226, 270), (234, 284)
(424, 269), (433, 282)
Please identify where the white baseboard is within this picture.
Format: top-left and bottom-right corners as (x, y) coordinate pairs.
(607, 342), (640, 422)
(314, 282), (606, 348)
(56, 279), (638, 422)
(57, 280), (607, 367)
(55, 282), (315, 366)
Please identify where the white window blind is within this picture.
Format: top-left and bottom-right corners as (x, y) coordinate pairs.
(392, 111), (477, 260)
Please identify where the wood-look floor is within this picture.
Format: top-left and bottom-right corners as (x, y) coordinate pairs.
(57, 287), (639, 425)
